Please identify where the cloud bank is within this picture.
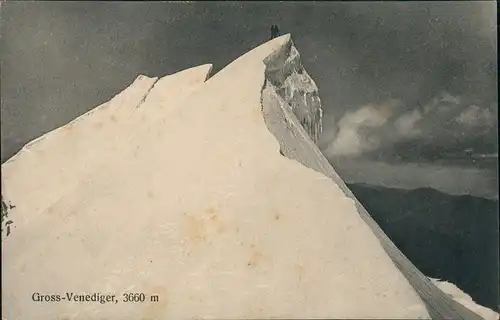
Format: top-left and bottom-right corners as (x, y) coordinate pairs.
(320, 92), (497, 160)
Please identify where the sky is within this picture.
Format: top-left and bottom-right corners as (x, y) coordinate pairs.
(1, 2), (497, 173)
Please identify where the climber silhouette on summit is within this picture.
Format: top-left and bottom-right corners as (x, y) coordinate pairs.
(270, 24), (280, 39)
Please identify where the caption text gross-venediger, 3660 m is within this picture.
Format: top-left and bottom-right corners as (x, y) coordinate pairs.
(32, 292), (160, 305)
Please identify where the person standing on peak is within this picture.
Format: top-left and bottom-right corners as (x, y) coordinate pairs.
(270, 24), (280, 39)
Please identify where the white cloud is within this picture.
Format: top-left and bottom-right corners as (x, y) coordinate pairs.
(325, 102), (393, 157)
(423, 91), (461, 114)
(319, 93), (495, 160)
(455, 105), (495, 127)
(318, 113), (337, 150)
(394, 108), (423, 138)
(440, 91), (461, 105)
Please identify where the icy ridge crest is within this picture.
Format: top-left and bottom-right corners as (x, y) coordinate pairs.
(263, 37), (323, 144)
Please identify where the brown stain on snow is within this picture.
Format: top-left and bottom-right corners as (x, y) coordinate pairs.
(207, 206), (227, 234)
(94, 121), (104, 130)
(64, 123), (74, 131)
(146, 190), (155, 199)
(183, 213), (206, 243)
(182, 205), (227, 244)
(247, 244), (267, 268)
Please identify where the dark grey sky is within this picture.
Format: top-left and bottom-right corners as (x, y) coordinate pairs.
(1, 1), (497, 163)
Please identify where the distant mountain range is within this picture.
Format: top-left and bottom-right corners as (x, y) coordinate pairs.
(364, 134), (498, 170)
(347, 182), (499, 311)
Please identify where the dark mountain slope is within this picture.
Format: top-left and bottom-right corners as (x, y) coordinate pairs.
(348, 183), (499, 311)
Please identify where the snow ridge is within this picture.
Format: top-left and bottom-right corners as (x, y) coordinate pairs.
(263, 38), (323, 144)
(260, 36), (487, 320)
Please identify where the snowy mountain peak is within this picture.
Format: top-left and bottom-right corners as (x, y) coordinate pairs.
(264, 36), (323, 143)
(1, 34), (493, 319)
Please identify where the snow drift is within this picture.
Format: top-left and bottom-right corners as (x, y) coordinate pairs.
(1, 34), (496, 320)
(430, 278), (499, 320)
